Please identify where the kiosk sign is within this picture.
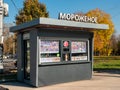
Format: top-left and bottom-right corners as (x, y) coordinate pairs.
(59, 12), (97, 23)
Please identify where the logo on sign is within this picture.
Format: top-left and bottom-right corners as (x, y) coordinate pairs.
(63, 41), (69, 47)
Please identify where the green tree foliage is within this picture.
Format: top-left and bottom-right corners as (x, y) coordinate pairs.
(15, 0), (49, 25)
(86, 9), (114, 56)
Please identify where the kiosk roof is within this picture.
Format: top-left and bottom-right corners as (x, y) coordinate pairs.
(10, 18), (109, 32)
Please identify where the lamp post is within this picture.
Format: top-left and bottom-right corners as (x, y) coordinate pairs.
(0, 0), (8, 73)
(0, 0), (4, 45)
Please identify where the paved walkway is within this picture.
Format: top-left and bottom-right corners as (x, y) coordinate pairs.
(0, 72), (120, 90)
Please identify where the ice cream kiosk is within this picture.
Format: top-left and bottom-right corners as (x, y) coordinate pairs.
(10, 13), (109, 87)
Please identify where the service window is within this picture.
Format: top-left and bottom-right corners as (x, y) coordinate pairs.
(71, 41), (89, 61)
(39, 39), (89, 64)
(39, 40), (61, 63)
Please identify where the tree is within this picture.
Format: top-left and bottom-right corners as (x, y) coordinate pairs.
(15, 0), (49, 25)
(110, 33), (118, 55)
(86, 9), (114, 56)
(3, 35), (14, 55)
(3, 23), (14, 55)
(116, 35), (120, 55)
(13, 0), (49, 54)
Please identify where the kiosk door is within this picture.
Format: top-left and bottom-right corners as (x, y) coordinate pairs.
(24, 40), (30, 80)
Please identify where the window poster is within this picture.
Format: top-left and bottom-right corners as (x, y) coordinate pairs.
(39, 40), (60, 63)
(40, 57), (60, 63)
(71, 41), (87, 53)
(40, 40), (59, 53)
(72, 56), (88, 61)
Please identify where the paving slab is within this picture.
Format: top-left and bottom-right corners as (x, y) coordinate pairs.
(0, 72), (120, 90)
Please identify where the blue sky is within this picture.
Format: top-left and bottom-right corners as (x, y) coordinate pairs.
(4, 0), (120, 34)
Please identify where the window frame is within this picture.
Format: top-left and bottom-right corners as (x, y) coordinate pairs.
(39, 37), (90, 65)
(39, 39), (61, 64)
(71, 40), (89, 61)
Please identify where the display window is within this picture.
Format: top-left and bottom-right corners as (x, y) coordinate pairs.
(39, 40), (61, 63)
(39, 39), (89, 64)
(71, 41), (89, 61)
(71, 41), (87, 53)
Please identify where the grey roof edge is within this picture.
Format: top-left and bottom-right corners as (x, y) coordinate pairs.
(10, 18), (40, 32)
(10, 17), (109, 32)
(40, 18), (109, 30)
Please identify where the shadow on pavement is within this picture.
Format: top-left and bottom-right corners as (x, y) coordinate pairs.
(0, 86), (9, 90)
(94, 73), (120, 78)
(94, 69), (120, 74)
(94, 69), (120, 78)
(1, 82), (34, 88)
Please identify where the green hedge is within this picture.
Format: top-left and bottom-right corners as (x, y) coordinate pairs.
(94, 56), (120, 60)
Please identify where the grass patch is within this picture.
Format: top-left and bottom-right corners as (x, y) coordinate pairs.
(93, 56), (120, 70)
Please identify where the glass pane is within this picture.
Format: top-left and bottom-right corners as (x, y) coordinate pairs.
(71, 41), (87, 53)
(24, 40), (30, 80)
(40, 40), (60, 63)
(71, 41), (88, 61)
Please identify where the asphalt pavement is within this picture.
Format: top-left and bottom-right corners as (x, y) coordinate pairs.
(0, 72), (120, 90)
